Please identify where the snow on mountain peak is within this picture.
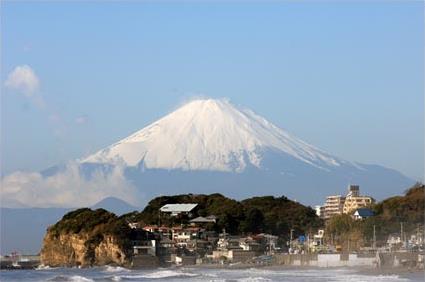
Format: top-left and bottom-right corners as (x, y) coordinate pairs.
(83, 98), (342, 172)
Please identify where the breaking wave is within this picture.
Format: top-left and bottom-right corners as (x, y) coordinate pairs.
(119, 269), (199, 279)
(103, 265), (130, 273)
(48, 275), (94, 282)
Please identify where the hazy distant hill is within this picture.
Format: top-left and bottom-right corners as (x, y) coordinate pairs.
(91, 197), (138, 215)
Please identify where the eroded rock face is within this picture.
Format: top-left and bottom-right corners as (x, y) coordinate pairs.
(40, 232), (128, 267)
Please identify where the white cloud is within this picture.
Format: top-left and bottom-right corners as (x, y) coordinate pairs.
(0, 162), (142, 208)
(75, 115), (88, 124)
(4, 65), (40, 97)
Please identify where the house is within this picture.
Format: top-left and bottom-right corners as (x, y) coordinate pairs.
(160, 203), (198, 216)
(217, 237), (242, 251)
(189, 215), (217, 225)
(255, 233), (279, 253)
(142, 225), (159, 233)
(387, 234), (402, 250)
(239, 237), (261, 252)
(172, 226), (203, 247)
(353, 208), (374, 220)
(133, 240), (157, 256)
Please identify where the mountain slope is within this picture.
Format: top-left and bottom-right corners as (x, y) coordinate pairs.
(81, 98), (413, 204)
(91, 197), (138, 215)
(83, 99), (344, 172)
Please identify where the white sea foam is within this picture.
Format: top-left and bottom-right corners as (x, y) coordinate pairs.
(103, 265), (130, 273)
(120, 269), (199, 279)
(237, 277), (272, 282)
(6, 267), (421, 282)
(36, 264), (54, 270)
(48, 275), (94, 282)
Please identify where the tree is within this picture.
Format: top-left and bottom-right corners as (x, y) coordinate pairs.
(239, 208), (265, 234)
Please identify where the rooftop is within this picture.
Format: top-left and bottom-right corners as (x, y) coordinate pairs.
(160, 203), (198, 213)
(354, 208), (374, 217)
(190, 216), (217, 223)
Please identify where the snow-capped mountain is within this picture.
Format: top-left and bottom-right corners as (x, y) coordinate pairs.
(80, 98), (413, 203)
(84, 99), (342, 172)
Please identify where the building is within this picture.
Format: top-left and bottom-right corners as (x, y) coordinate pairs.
(353, 208), (374, 220)
(172, 226), (202, 247)
(133, 240), (157, 256)
(315, 205), (325, 218)
(160, 203), (198, 216)
(343, 185), (374, 214)
(309, 229), (326, 253)
(255, 233), (279, 254)
(323, 195), (345, 219)
(239, 237), (261, 252)
(320, 185), (375, 219)
(387, 234), (403, 250)
(189, 215), (217, 225)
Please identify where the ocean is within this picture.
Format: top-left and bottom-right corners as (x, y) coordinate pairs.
(0, 266), (423, 282)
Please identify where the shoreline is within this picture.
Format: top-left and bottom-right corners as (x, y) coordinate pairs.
(2, 260), (423, 277)
(186, 262), (425, 274)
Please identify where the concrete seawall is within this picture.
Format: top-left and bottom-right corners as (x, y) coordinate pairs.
(273, 252), (423, 268)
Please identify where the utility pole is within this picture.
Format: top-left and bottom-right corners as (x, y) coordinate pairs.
(307, 232), (310, 254)
(290, 229), (294, 253)
(268, 235), (272, 255)
(373, 225), (376, 250)
(158, 210), (161, 226)
(400, 222), (404, 247)
(348, 239), (350, 253)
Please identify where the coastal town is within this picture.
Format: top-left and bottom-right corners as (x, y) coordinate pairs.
(126, 185), (424, 268)
(1, 184), (424, 271)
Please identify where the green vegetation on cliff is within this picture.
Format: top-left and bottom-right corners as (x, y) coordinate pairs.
(49, 208), (153, 251)
(122, 193), (322, 238)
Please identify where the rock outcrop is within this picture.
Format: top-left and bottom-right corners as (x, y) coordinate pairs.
(40, 208), (146, 267)
(41, 232), (128, 267)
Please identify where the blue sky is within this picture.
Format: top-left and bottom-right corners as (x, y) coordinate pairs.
(1, 1), (424, 180)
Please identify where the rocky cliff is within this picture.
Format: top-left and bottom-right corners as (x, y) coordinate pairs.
(40, 208), (150, 267)
(41, 232), (128, 267)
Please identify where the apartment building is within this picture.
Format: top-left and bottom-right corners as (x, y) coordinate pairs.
(343, 185), (375, 214)
(323, 195), (345, 219)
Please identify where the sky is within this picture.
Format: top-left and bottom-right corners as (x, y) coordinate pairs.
(1, 1), (424, 182)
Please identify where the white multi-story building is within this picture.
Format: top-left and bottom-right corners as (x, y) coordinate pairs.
(320, 185), (375, 219)
(323, 195), (345, 219)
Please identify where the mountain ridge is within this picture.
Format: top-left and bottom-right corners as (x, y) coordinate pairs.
(82, 99), (346, 172)
(77, 98), (413, 205)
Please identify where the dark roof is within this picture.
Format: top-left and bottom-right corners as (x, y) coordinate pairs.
(354, 208), (374, 217)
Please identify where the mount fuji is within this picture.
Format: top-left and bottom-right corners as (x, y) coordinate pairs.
(1, 98), (414, 254)
(77, 98), (412, 204)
